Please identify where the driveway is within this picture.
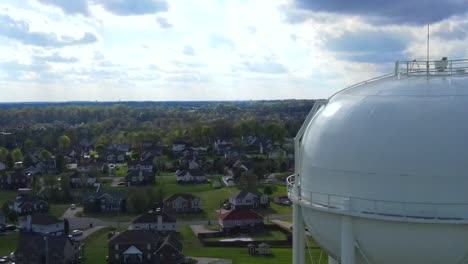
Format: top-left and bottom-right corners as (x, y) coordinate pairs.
(75, 226), (106, 241)
(62, 207), (83, 219)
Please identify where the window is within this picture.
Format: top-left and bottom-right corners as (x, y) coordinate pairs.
(147, 244), (151, 250)
(147, 253), (151, 260)
(115, 254), (119, 260)
(115, 244), (119, 250)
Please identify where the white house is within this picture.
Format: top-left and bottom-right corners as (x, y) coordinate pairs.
(229, 190), (269, 210)
(175, 169), (207, 184)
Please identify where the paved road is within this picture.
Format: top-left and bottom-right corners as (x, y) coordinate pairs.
(101, 177), (124, 187)
(62, 207), (83, 219)
(75, 226), (106, 241)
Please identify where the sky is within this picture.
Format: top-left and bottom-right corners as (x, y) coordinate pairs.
(0, 0), (467, 102)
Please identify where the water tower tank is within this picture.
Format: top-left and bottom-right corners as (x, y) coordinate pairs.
(288, 59), (468, 264)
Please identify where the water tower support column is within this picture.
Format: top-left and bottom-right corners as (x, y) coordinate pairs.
(341, 215), (355, 264)
(293, 202), (305, 264)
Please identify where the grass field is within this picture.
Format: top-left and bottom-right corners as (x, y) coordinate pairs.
(82, 227), (112, 264)
(0, 231), (19, 256)
(0, 190), (17, 206)
(49, 204), (70, 219)
(154, 177), (291, 220)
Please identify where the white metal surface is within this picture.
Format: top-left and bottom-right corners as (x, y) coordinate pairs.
(289, 60), (468, 264)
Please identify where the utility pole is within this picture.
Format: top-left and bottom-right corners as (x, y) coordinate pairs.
(43, 236), (48, 264)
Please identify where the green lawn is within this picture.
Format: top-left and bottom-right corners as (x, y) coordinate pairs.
(49, 204), (70, 219)
(0, 231), (19, 256)
(204, 229), (287, 242)
(82, 227), (112, 264)
(0, 190), (17, 207)
(154, 177), (291, 220)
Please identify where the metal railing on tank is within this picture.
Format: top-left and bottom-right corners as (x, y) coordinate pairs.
(395, 58), (468, 77)
(287, 174), (468, 223)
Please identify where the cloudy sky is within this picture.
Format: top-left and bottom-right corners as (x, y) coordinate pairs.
(0, 0), (467, 102)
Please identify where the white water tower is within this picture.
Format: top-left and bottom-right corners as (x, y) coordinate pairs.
(288, 59), (468, 264)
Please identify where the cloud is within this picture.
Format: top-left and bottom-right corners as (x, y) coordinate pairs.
(33, 52), (80, 63)
(241, 61), (288, 74)
(286, 0), (468, 25)
(432, 17), (468, 40)
(0, 14), (97, 47)
(325, 30), (409, 63)
(96, 0), (168, 16)
(210, 33), (234, 49)
(36, 0), (90, 16)
(183, 45), (195, 56)
(156, 16), (172, 28)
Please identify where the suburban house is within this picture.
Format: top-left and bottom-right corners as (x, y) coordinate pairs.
(83, 191), (125, 213)
(129, 209), (176, 234)
(219, 209), (264, 233)
(10, 194), (49, 215)
(163, 193), (201, 214)
(229, 190), (269, 210)
(273, 195), (291, 205)
(107, 143), (130, 153)
(108, 230), (160, 264)
(125, 169), (155, 186)
(106, 151), (126, 163)
(19, 214), (64, 236)
(213, 138), (232, 155)
(175, 169), (207, 184)
(15, 232), (80, 264)
(127, 156), (153, 172)
(172, 141), (188, 153)
(0, 171), (28, 190)
(69, 172), (96, 188)
(154, 234), (186, 264)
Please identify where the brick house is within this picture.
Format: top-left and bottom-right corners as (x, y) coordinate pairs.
(218, 209), (264, 233)
(0, 171), (29, 190)
(163, 193), (201, 214)
(229, 190), (268, 210)
(154, 234), (185, 264)
(15, 233), (80, 264)
(129, 209), (176, 234)
(108, 230), (160, 264)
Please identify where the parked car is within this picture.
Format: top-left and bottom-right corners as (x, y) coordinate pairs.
(72, 230), (83, 237)
(70, 204), (76, 210)
(5, 225), (16, 231)
(10, 252), (15, 261)
(117, 182), (126, 186)
(281, 200), (292, 206)
(0, 256), (9, 263)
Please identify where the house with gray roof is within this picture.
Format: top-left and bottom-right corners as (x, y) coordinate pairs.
(130, 209), (176, 234)
(83, 191), (125, 213)
(229, 190), (268, 210)
(163, 193), (201, 214)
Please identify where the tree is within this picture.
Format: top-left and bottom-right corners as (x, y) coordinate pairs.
(58, 135), (71, 152)
(0, 147), (8, 162)
(61, 174), (72, 202)
(240, 171), (258, 189)
(39, 149), (52, 161)
(64, 219), (70, 235)
(263, 186), (273, 196)
(6, 153), (14, 169)
(56, 154), (65, 172)
(11, 148), (23, 162)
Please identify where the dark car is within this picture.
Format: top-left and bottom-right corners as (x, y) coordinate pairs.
(5, 225), (16, 231)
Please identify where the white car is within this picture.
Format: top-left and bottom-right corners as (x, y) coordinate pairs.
(70, 204), (76, 210)
(72, 230), (83, 236)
